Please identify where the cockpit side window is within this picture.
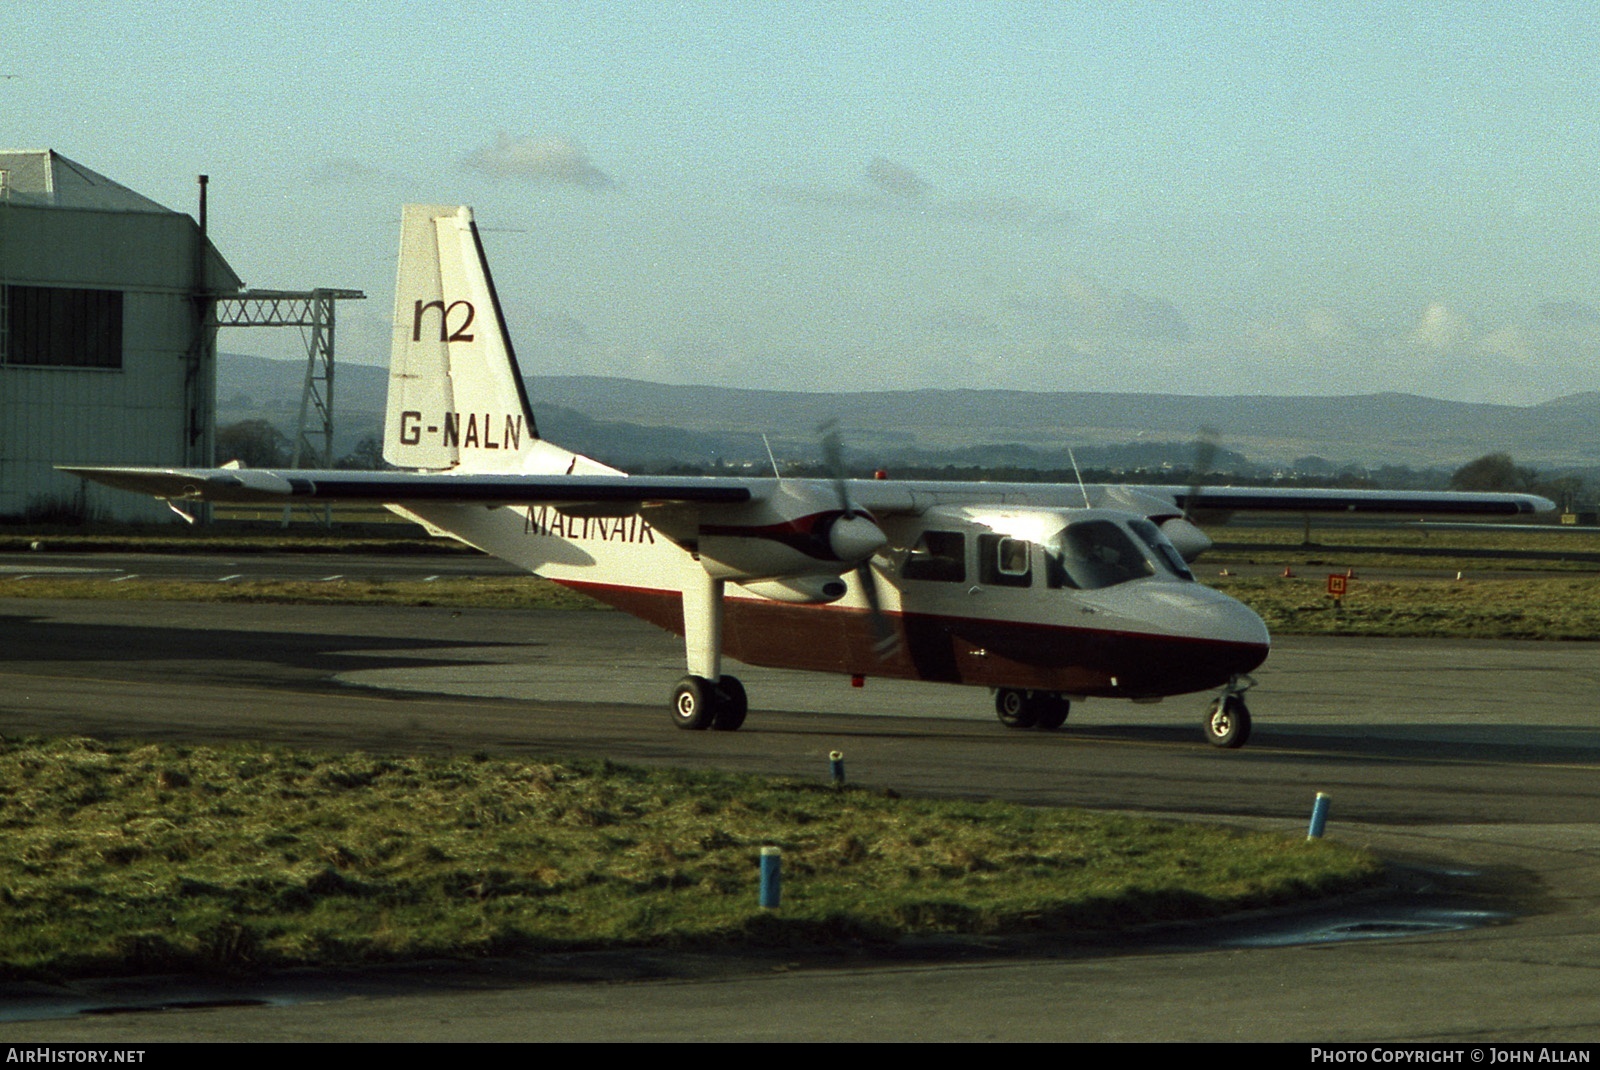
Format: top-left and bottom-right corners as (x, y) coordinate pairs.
(978, 534), (1032, 587)
(1128, 518), (1195, 580)
(902, 530), (966, 582)
(1046, 519), (1155, 590)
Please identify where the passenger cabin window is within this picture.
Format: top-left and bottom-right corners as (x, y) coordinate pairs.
(901, 530), (965, 582)
(977, 534), (1032, 588)
(1045, 519), (1156, 590)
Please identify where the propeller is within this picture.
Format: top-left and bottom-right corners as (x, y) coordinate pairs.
(1183, 425), (1221, 524)
(1155, 426), (1221, 562)
(819, 419), (900, 658)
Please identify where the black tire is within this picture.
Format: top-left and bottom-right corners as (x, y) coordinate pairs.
(995, 688), (1038, 729)
(1033, 694), (1070, 731)
(1203, 695), (1251, 749)
(711, 676), (748, 732)
(671, 676), (717, 731)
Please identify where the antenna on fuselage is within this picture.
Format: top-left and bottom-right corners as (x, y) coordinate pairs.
(762, 434), (783, 482)
(1068, 448), (1093, 509)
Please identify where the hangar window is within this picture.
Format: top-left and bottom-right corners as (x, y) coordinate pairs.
(1, 285), (123, 369)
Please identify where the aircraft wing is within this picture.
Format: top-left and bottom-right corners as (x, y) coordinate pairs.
(60, 466), (1555, 519)
(1152, 485), (1554, 516)
(57, 466), (756, 507)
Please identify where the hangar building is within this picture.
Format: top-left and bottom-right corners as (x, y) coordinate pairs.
(1, 150), (242, 522)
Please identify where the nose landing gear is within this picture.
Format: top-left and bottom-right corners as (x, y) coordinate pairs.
(1203, 675), (1255, 749)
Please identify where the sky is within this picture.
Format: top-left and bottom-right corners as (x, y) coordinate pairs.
(5, 2), (1600, 405)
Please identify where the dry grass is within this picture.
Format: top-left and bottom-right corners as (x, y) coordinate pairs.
(0, 737), (1378, 979)
(1208, 523), (1600, 573)
(1215, 575), (1600, 640)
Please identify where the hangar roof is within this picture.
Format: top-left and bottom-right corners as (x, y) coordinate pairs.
(0, 149), (173, 213)
(0, 149), (243, 292)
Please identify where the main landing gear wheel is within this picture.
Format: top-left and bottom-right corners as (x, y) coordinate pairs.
(995, 688), (1037, 729)
(995, 690), (1070, 731)
(1203, 694), (1251, 749)
(710, 675), (747, 732)
(671, 675), (748, 732)
(1033, 695), (1070, 731)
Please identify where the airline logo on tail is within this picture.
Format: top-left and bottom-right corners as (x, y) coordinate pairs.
(410, 299), (476, 344)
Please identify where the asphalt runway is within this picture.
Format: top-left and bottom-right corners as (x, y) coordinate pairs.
(2, 594), (1600, 1041)
(0, 549), (520, 583)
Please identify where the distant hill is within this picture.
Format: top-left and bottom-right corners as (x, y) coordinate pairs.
(218, 353), (1600, 473)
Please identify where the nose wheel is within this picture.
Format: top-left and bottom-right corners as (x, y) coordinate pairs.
(1201, 673), (1255, 749)
(1203, 693), (1251, 748)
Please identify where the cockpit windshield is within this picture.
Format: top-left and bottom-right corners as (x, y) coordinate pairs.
(1127, 517), (1195, 580)
(1045, 517), (1193, 590)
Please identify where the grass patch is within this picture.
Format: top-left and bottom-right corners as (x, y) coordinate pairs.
(0, 737), (1377, 980)
(1215, 575), (1600, 640)
(1208, 524), (1600, 573)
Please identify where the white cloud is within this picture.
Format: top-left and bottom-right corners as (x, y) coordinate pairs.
(307, 158), (386, 186)
(1409, 303), (1471, 350)
(1021, 273), (1191, 343)
(1476, 326), (1535, 365)
(462, 133), (614, 189)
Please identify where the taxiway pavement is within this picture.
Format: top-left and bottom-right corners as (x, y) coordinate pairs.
(1, 595), (1598, 1041)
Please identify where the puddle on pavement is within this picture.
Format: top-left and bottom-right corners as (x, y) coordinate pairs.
(0, 994), (299, 1024)
(1223, 906), (1508, 948)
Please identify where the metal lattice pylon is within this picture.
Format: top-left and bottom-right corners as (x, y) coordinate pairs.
(211, 288), (365, 524)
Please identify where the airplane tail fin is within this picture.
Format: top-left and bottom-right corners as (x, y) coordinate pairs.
(383, 204), (616, 475)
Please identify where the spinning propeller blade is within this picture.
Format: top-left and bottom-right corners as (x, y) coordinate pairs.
(818, 419), (900, 658)
(1183, 425), (1224, 526)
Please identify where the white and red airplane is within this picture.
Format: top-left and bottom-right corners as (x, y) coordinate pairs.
(65, 205), (1554, 748)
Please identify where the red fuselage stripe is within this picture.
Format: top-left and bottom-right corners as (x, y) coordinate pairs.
(556, 579), (1268, 698)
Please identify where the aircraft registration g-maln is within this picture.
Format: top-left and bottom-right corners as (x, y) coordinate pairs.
(65, 205), (1556, 748)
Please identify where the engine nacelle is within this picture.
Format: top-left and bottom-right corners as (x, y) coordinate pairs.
(738, 575), (850, 604)
(695, 483), (887, 582)
(697, 508), (886, 581)
(1157, 516), (1213, 562)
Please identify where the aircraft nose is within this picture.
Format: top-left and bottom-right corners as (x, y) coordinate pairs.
(1205, 591), (1271, 651)
(1139, 584), (1270, 659)
(1085, 583), (1269, 697)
